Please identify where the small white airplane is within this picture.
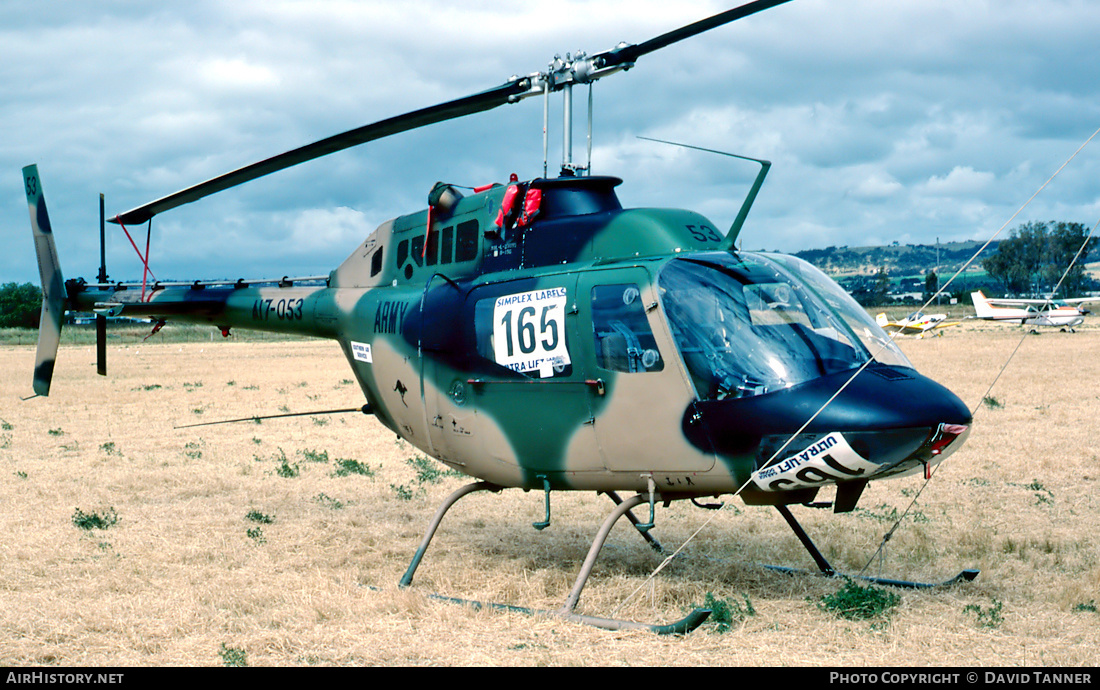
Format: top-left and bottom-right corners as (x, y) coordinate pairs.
(970, 290), (1099, 331)
(876, 311), (962, 338)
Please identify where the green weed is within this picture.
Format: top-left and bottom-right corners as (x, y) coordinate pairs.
(853, 503), (928, 523)
(260, 448), (298, 478)
(818, 579), (901, 621)
(246, 527), (266, 544)
(1073, 600), (1097, 613)
(183, 441), (203, 459)
(702, 592), (756, 633)
(1011, 479), (1054, 505)
(407, 454), (462, 484)
(314, 493), (345, 510)
(219, 643), (247, 667)
(964, 599), (1004, 628)
(48, 428), (64, 436)
(276, 458), (299, 478)
(1, 419), (12, 431)
(300, 448), (329, 463)
(99, 441), (120, 456)
(72, 507), (119, 531)
(246, 510), (274, 524)
(332, 458), (375, 478)
(983, 396), (1003, 409)
(391, 483), (418, 501)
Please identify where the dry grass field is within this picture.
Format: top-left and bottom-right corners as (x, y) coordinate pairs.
(1, 319), (1098, 667)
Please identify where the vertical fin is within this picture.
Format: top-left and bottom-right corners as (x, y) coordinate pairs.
(22, 165), (66, 396)
(970, 291), (995, 319)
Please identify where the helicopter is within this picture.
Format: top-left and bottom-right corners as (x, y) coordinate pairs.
(22, 0), (976, 634)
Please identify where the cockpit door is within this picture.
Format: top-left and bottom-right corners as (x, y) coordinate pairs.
(579, 267), (716, 478)
(439, 275), (606, 486)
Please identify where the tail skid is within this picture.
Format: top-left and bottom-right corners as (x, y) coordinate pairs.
(23, 165), (66, 397)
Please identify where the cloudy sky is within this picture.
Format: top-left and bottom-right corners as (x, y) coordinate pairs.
(3, 0), (1100, 285)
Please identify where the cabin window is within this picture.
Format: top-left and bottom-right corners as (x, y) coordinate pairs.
(410, 236), (424, 266)
(425, 230), (439, 266)
(591, 284), (663, 373)
(456, 220), (479, 262)
(396, 240), (408, 267)
(370, 246), (384, 277)
(440, 225), (454, 265)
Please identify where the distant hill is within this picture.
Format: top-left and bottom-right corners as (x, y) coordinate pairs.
(793, 240), (997, 278)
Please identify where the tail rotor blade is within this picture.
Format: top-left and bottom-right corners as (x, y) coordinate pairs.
(22, 164), (66, 397)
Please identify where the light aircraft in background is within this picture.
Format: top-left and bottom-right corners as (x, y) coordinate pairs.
(970, 290), (1098, 331)
(876, 311), (961, 338)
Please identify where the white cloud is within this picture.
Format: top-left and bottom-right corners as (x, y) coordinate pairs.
(922, 166), (996, 196)
(851, 172), (903, 200)
(5, 0), (1100, 282)
(197, 58), (281, 93)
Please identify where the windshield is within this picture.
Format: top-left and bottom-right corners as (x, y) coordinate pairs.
(763, 253), (912, 369)
(658, 253), (909, 400)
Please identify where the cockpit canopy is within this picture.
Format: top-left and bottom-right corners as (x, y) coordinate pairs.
(659, 252), (911, 401)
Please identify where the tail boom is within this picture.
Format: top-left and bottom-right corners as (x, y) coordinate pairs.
(68, 280), (341, 340)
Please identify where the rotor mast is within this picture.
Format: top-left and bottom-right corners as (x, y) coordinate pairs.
(510, 47), (634, 177)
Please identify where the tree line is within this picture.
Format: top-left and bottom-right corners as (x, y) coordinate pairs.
(982, 221), (1093, 297)
(0, 282), (41, 328)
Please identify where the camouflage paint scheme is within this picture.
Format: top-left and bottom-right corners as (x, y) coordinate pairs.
(27, 169), (972, 513)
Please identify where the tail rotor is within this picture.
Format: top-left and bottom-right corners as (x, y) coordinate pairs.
(22, 164), (66, 396)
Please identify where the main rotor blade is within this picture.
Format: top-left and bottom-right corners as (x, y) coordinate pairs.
(596, 0), (794, 68)
(112, 0), (792, 225)
(112, 79), (531, 225)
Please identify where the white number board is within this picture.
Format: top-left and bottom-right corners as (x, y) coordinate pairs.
(492, 287), (570, 378)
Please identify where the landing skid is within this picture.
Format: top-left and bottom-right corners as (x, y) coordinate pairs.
(399, 481), (711, 635)
(766, 504), (980, 589)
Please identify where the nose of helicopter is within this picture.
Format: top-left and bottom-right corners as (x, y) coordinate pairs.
(684, 363), (972, 484)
